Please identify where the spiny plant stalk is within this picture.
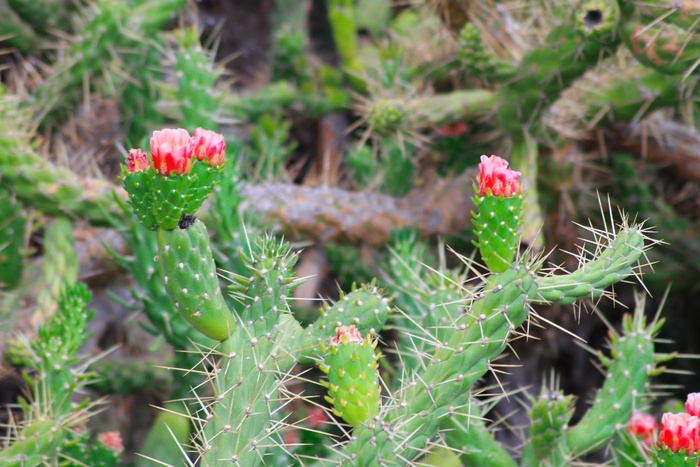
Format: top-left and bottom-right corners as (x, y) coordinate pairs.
(121, 130), (659, 465)
(1, 283), (105, 466)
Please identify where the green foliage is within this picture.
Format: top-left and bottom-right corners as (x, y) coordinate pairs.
(0, 187), (25, 289)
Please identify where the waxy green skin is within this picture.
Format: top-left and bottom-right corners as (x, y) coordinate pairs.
(156, 218), (235, 341)
(472, 191), (524, 273)
(320, 335), (381, 427)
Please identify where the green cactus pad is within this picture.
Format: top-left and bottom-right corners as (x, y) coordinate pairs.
(320, 328), (381, 426)
(472, 191), (524, 273)
(156, 216), (235, 341)
(536, 226), (645, 304)
(565, 297), (662, 455)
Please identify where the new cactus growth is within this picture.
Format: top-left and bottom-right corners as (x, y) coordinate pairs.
(472, 155), (523, 273)
(319, 325), (381, 426)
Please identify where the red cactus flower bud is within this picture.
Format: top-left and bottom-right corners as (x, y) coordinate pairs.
(658, 412), (700, 454)
(437, 121), (469, 137)
(478, 155), (521, 197)
(329, 325), (363, 346)
(687, 393), (700, 417)
(628, 412), (657, 448)
(127, 149), (149, 173)
(192, 128), (226, 167)
(307, 406), (329, 428)
(151, 128), (195, 175)
(98, 431), (124, 452)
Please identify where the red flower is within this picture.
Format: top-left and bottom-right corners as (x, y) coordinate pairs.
(329, 325), (363, 346)
(98, 431), (124, 452)
(126, 149), (149, 173)
(687, 393), (700, 417)
(659, 412), (700, 454)
(192, 128), (226, 167)
(628, 412), (657, 448)
(437, 121), (469, 138)
(307, 406), (329, 428)
(478, 155), (521, 197)
(150, 128), (194, 175)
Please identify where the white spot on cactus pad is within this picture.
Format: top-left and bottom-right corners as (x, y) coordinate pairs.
(179, 263), (184, 269)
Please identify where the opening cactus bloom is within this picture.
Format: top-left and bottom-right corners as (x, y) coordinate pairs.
(686, 392), (700, 417)
(628, 412), (657, 448)
(150, 128), (195, 175)
(478, 154), (521, 197)
(658, 412), (700, 454)
(126, 149), (149, 173)
(192, 128), (226, 167)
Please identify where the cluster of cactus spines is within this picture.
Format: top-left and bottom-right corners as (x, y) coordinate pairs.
(387, 236), (465, 376)
(170, 27), (220, 130)
(494, 1), (622, 136)
(444, 400), (517, 466)
(0, 187), (25, 289)
(564, 292), (665, 455)
(536, 220), (647, 305)
(31, 0), (187, 127)
(0, 127), (122, 226)
(1, 283), (101, 466)
(319, 325), (382, 426)
(458, 23), (516, 82)
(619, 0), (700, 77)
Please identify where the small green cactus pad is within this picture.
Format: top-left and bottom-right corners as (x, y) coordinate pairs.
(472, 191), (524, 273)
(320, 326), (381, 426)
(156, 215), (235, 341)
(623, 17), (700, 75)
(308, 282), (392, 340)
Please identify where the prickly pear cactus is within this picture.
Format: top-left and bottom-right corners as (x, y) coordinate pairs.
(319, 325), (381, 426)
